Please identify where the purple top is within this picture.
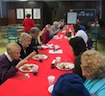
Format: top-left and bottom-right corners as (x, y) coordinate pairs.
(40, 30), (51, 44)
(0, 54), (19, 85)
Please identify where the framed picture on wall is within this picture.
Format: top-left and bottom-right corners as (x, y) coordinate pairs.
(25, 8), (32, 18)
(16, 8), (24, 19)
(67, 12), (77, 24)
(33, 8), (41, 19)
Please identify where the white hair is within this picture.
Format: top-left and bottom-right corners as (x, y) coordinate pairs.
(53, 21), (58, 25)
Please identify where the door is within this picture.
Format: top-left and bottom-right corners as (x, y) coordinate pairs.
(8, 9), (16, 24)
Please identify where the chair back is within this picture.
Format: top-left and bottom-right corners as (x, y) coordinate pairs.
(91, 28), (99, 41)
(91, 28), (99, 50)
(7, 29), (18, 43)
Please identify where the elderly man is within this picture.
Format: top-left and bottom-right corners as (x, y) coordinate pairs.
(50, 21), (59, 38)
(27, 27), (42, 54)
(0, 43), (27, 85)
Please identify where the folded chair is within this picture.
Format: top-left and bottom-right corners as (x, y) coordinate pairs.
(91, 28), (99, 50)
(7, 29), (18, 43)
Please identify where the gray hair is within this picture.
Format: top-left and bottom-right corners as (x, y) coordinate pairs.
(53, 21), (58, 25)
(6, 43), (21, 53)
(29, 27), (40, 34)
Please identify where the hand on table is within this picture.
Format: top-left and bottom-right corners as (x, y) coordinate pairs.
(16, 59), (28, 69)
(37, 45), (43, 49)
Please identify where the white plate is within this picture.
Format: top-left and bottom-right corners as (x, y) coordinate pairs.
(53, 36), (61, 40)
(41, 45), (48, 49)
(48, 85), (54, 93)
(32, 54), (48, 60)
(56, 62), (74, 70)
(19, 64), (38, 72)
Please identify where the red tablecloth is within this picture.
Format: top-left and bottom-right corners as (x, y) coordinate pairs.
(0, 26), (75, 96)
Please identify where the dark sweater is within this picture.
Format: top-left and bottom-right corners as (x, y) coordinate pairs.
(0, 54), (19, 85)
(74, 54), (86, 82)
(27, 38), (40, 54)
(17, 42), (28, 59)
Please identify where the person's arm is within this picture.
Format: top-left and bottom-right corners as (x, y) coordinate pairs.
(23, 51), (36, 61)
(15, 59), (28, 69)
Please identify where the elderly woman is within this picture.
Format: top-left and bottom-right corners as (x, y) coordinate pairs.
(17, 32), (34, 59)
(69, 37), (87, 81)
(40, 24), (51, 44)
(81, 50), (105, 96)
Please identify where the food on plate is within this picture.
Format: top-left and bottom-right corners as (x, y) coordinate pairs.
(19, 64), (38, 72)
(59, 63), (70, 69)
(34, 55), (39, 60)
(32, 54), (48, 60)
(22, 66), (31, 72)
(56, 62), (74, 70)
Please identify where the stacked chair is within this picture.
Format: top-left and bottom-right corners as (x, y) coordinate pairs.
(91, 28), (99, 50)
(7, 29), (18, 43)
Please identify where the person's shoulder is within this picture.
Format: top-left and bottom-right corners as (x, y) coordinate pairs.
(78, 30), (85, 33)
(0, 54), (6, 60)
(51, 25), (54, 28)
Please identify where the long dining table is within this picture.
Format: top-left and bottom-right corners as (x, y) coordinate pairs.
(0, 25), (75, 96)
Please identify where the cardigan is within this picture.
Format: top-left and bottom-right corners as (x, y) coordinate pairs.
(0, 54), (19, 85)
(84, 78), (105, 96)
(17, 42), (28, 59)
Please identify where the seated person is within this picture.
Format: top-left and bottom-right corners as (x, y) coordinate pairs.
(69, 37), (87, 82)
(74, 24), (88, 45)
(52, 73), (90, 96)
(40, 24), (51, 44)
(81, 49), (105, 96)
(17, 32), (32, 59)
(50, 21), (59, 37)
(76, 19), (87, 32)
(27, 27), (42, 54)
(58, 19), (65, 30)
(0, 43), (28, 85)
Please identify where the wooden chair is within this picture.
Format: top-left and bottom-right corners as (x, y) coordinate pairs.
(7, 29), (18, 43)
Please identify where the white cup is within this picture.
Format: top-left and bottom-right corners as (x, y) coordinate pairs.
(32, 65), (39, 75)
(54, 45), (60, 50)
(55, 57), (61, 63)
(47, 75), (55, 86)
